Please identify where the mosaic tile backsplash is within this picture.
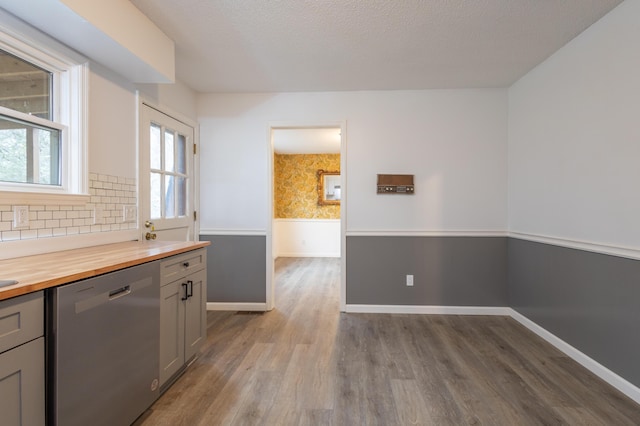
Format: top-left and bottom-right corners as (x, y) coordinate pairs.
(0, 173), (137, 242)
(274, 154), (340, 219)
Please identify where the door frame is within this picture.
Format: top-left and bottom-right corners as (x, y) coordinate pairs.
(266, 121), (347, 312)
(137, 94), (200, 241)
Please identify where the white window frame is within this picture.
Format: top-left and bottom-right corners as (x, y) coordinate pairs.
(0, 13), (89, 205)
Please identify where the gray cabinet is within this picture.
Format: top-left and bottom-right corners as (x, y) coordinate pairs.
(0, 292), (44, 426)
(159, 249), (207, 388)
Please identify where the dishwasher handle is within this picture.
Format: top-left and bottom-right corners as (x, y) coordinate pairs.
(73, 277), (152, 314)
(109, 285), (131, 300)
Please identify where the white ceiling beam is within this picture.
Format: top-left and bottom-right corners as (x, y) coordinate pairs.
(0, 0), (175, 84)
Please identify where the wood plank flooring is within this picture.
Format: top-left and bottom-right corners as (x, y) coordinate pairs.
(139, 257), (640, 425)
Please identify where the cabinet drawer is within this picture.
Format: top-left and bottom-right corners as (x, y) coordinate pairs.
(160, 249), (206, 286)
(0, 291), (43, 354)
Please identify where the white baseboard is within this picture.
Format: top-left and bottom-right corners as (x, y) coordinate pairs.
(206, 302), (267, 311)
(346, 230), (508, 237)
(508, 309), (640, 405)
(345, 304), (511, 315)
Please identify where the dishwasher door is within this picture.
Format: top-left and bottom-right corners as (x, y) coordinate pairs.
(50, 261), (160, 426)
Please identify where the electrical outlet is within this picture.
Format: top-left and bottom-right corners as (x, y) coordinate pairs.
(13, 205), (29, 228)
(93, 206), (104, 224)
(406, 274), (414, 286)
(123, 205), (137, 222)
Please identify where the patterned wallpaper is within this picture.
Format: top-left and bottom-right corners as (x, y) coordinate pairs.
(274, 154), (340, 219)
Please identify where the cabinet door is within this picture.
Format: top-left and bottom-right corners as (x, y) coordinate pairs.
(0, 337), (45, 426)
(159, 280), (186, 387)
(184, 268), (207, 362)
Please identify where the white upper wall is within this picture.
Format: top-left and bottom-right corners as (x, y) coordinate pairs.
(88, 63), (137, 177)
(198, 89), (508, 232)
(89, 70), (200, 178)
(137, 80), (198, 121)
(88, 65), (198, 178)
(508, 0), (640, 249)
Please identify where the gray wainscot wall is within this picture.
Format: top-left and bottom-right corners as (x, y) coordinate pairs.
(200, 235), (266, 303)
(508, 238), (640, 389)
(346, 236), (508, 306)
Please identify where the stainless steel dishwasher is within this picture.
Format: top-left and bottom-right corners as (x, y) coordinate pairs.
(48, 260), (160, 426)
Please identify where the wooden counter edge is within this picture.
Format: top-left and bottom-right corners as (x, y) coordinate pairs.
(0, 240), (211, 301)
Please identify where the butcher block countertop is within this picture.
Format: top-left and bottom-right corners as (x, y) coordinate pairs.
(0, 240), (210, 301)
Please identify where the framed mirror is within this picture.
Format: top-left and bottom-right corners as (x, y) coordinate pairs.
(317, 170), (341, 206)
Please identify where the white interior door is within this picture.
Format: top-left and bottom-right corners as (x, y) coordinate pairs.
(139, 104), (195, 241)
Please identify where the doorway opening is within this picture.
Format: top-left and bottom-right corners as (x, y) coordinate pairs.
(267, 124), (346, 312)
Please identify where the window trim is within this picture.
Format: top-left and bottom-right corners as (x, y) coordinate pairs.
(0, 14), (89, 205)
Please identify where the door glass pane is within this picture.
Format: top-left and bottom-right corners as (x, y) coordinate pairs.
(150, 172), (162, 218)
(150, 123), (161, 170)
(177, 176), (186, 217)
(165, 175), (175, 218)
(165, 129), (174, 172)
(176, 133), (186, 174)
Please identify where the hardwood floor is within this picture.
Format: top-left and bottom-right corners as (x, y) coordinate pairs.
(139, 257), (640, 425)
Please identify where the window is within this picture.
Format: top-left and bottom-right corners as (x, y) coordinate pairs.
(0, 49), (51, 118)
(0, 114), (62, 186)
(0, 16), (88, 202)
(149, 123), (188, 219)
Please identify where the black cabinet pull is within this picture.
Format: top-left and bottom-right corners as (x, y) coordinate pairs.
(183, 262), (190, 268)
(187, 280), (193, 298)
(181, 283), (189, 301)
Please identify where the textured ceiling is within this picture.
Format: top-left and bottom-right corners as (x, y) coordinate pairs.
(131, 0), (622, 93)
